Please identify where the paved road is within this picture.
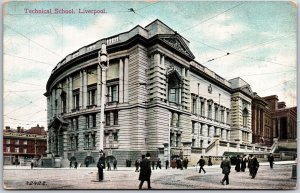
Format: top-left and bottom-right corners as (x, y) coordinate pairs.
(2, 161), (297, 190)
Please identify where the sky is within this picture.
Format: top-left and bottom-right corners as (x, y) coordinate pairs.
(2, 0), (298, 129)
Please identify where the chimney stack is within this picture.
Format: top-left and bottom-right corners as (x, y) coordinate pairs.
(17, 126), (21, 133)
(5, 126), (10, 131)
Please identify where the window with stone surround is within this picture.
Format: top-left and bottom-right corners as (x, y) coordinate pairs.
(221, 110), (225, 123)
(226, 111), (230, 124)
(105, 112), (110, 126)
(242, 108), (249, 127)
(192, 121), (196, 133)
(208, 104), (212, 119)
(61, 91), (67, 113)
(113, 111), (118, 125)
(84, 135), (90, 149)
(192, 98), (197, 114)
(86, 115), (90, 128)
(107, 84), (118, 102)
(72, 89), (80, 110)
(92, 114), (97, 127)
(200, 101), (205, 116)
(88, 84), (97, 106)
(214, 106), (219, 121)
(168, 73), (181, 103)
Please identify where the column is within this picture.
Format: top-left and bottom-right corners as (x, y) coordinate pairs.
(161, 55), (165, 66)
(257, 108), (260, 135)
(119, 58), (124, 103)
(69, 77), (73, 111)
(97, 65), (101, 106)
(124, 57), (129, 103)
(83, 70), (88, 109)
(154, 53), (160, 66)
(79, 71), (83, 109)
(46, 131), (50, 153)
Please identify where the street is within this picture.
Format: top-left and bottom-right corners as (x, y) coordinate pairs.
(2, 161), (297, 190)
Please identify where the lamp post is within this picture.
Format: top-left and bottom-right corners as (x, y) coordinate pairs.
(98, 43), (109, 151)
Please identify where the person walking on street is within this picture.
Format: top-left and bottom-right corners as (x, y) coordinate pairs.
(268, 153), (274, 169)
(138, 153), (152, 189)
(171, 158), (177, 169)
(156, 158), (162, 169)
(113, 159), (117, 170)
(241, 155), (247, 172)
(97, 150), (106, 181)
(208, 156), (213, 166)
(197, 156), (206, 174)
(248, 154), (254, 176)
(74, 161), (78, 169)
(183, 157), (189, 169)
(135, 158), (141, 172)
(220, 156), (231, 185)
(151, 160), (155, 170)
(70, 161), (73, 168)
(165, 159), (169, 169)
(31, 159), (34, 169)
(235, 155), (241, 172)
(250, 156), (259, 179)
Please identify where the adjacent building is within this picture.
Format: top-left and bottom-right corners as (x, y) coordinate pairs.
(3, 125), (47, 165)
(45, 20), (277, 166)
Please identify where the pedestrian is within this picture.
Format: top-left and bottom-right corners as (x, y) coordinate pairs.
(248, 154), (253, 176)
(249, 155), (259, 179)
(171, 158), (177, 169)
(129, 159), (132, 167)
(107, 161), (111, 171)
(70, 161), (73, 168)
(156, 158), (161, 169)
(220, 156), (231, 185)
(85, 159), (89, 167)
(197, 156), (206, 174)
(135, 158), (141, 172)
(183, 157), (189, 169)
(97, 150), (105, 181)
(241, 155), (247, 172)
(235, 155), (241, 172)
(15, 158), (19, 167)
(138, 153), (152, 189)
(113, 159), (117, 170)
(126, 159), (128, 167)
(152, 160), (155, 170)
(74, 161), (78, 169)
(208, 156), (213, 166)
(30, 159), (34, 169)
(268, 153), (274, 169)
(165, 159), (169, 169)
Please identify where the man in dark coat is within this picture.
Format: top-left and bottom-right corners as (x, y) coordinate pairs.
(139, 153), (152, 189)
(74, 161), (78, 169)
(268, 153), (274, 169)
(197, 156), (206, 174)
(241, 155), (247, 172)
(113, 159), (117, 170)
(220, 156), (231, 185)
(97, 150), (105, 181)
(250, 156), (259, 179)
(183, 157), (189, 169)
(165, 159), (169, 169)
(151, 160), (155, 170)
(156, 158), (161, 169)
(235, 155), (241, 172)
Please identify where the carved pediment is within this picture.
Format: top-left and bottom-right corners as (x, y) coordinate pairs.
(159, 35), (195, 60)
(241, 85), (253, 96)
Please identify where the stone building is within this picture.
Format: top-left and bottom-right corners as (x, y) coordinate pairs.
(3, 125), (47, 165)
(252, 93), (273, 146)
(44, 20), (270, 166)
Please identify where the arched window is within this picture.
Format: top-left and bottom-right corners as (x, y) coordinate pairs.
(242, 108), (249, 127)
(168, 72), (181, 103)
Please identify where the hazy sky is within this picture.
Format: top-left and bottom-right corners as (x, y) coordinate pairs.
(3, 0), (297, 129)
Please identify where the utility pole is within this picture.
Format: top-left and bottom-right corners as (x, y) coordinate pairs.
(98, 43), (109, 151)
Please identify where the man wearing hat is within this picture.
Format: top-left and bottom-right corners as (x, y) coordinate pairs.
(138, 153), (152, 189)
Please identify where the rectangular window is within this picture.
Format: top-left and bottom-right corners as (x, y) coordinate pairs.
(61, 92), (67, 113)
(86, 115), (90, 128)
(215, 107), (218, 121)
(15, 147), (19, 153)
(192, 121), (195, 133)
(192, 98), (197, 114)
(221, 110), (225, 123)
(200, 124), (203, 135)
(226, 111), (230, 124)
(88, 88), (96, 106)
(111, 85), (118, 102)
(169, 88), (177, 103)
(75, 117), (79, 130)
(192, 139), (195, 147)
(23, 140), (27, 145)
(113, 111), (118, 125)
(6, 147), (10, 152)
(15, 140), (19, 145)
(73, 89), (80, 110)
(71, 119), (74, 130)
(75, 136), (78, 149)
(84, 135), (89, 149)
(6, 139), (10, 144)
(200, 102), (204, 116)
(208, 105), (212, 119)
(114, 133), (118, 141)
(92, 134), (96, 147)
(105, 112), (110, 126)
(92, 114), (97, 127)
(200, 140), (203, 148)
(23, 148), (27, 153)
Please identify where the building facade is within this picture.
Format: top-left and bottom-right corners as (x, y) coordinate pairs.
(45, 20), (271, 166)
(252, 93), (273, 146)
(3, 125), (47, 165)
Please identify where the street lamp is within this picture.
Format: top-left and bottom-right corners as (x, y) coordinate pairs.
(98, 43), (109, 151)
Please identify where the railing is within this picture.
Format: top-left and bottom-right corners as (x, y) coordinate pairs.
(205, 139), (216, 153)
